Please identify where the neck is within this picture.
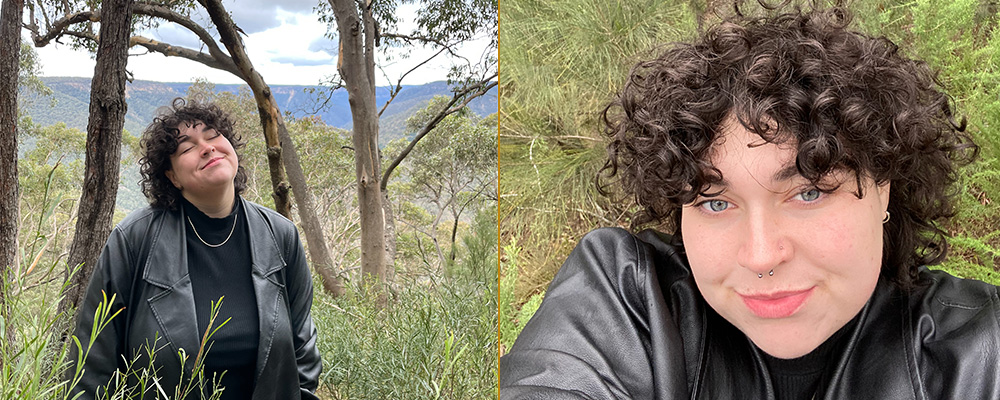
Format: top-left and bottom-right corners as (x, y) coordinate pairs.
(182, 185), (236, 218)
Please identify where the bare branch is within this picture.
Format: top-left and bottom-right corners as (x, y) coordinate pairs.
(377, 45), (449, 117)
(298, 76), (345, 115)
(379, 74), (497, 192)
(133, 2), (234, 70)
(130, 36), (241, 76)
(29, 10), (99, 47)
(27, 2), (244, 80)
(60, 30), (98, 42)
(382, 32), (464, 60)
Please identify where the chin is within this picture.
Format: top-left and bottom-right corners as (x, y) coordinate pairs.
(744, 318), (834, 359)
(753, 336), (821, 359)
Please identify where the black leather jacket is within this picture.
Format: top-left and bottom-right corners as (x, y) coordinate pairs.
(499, 228), (1000, 399)
(69, 198), (321, 400)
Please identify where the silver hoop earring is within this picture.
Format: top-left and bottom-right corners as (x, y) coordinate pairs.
(882, 211), (891, 224)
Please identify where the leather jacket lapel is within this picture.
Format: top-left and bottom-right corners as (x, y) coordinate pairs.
(142, 205), (201, 381)
(242, 197), (288, 388)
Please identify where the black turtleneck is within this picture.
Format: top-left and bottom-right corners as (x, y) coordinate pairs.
(182, 197), (258, 398)
(760, 314), (860, 400)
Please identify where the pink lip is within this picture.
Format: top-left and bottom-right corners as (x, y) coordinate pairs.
(739, 288), (813, 319)
(202, 157), (224, 170)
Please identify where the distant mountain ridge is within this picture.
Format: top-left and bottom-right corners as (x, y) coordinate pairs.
(22, 77), (498, 145)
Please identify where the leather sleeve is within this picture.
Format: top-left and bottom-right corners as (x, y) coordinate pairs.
(66, 226), (135, 400)
(499, 228), (687, 400)
(280, 223), (322, 398)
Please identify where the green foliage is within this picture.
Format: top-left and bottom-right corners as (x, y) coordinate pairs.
(314, 226), (497, 399)
(389, 97), (498, 275)
(18, 41), (53, 109)
(937, 157), (1000, 285)
(17, 119), (87, 279)
(498, 238), (544, 356)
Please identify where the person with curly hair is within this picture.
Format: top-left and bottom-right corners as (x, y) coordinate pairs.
(68, 98), (322, 399)
(500, 6), (1000, 399)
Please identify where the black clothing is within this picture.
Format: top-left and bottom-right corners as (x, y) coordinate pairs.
(182, 198), (258, 399)
(761, 314), (857, 400)
(69, 198), (321, 400)
(499, 228), (1000, 399)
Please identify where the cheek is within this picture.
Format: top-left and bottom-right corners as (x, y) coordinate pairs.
(680, 212), (736, 284)
(806, 211), (884, 281)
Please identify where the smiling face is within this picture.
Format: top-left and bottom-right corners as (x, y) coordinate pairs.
(680, 117), (890, 359)
(165, 120), (238, 204)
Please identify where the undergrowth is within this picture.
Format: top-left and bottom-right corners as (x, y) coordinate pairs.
(314, 207), (498, 400)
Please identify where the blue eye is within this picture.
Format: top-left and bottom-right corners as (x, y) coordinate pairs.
(700, 199), (730, 212)
(796, 188), (822, 202)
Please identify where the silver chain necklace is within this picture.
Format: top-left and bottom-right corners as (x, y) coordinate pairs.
(187, 212), (238, 248)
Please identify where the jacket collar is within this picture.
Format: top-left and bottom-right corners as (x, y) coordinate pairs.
(143, 197), (285, 288)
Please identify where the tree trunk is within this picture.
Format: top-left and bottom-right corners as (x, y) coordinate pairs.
(382, 191), (396, 283)
(449, 215), (458, 264)
(0, 0), (24, 354)
(329, 0), (386, 286)
(59, 0), (132, 319)
(201, 0), (345, 296)
(277, 122), (345, 296)
(191, 0), (292, 220)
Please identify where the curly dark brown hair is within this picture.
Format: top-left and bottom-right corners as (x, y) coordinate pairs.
(139, 97), (248, 210)
(598, 7), (977, 289)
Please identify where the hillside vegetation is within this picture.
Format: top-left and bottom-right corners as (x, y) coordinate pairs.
(20, 77), (498, 214)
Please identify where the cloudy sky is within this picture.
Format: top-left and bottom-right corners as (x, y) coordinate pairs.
(25, 0), (494, 86)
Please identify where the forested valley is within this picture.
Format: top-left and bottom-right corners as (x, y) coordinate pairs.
(499, 0), (1000, 354)
(1, 0), (497, 398)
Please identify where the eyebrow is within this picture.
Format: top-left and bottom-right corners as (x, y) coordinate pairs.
(713, 163), (802, 189)
(175, 121), (206, 144)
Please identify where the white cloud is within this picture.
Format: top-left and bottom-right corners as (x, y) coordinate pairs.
(31, 4), (494, 87)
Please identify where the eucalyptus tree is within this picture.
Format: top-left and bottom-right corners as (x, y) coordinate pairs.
(319, 0), (497, 286)
(58, 0), (133, 317)
(397, 98), (496, 266)
(0, 0), (24, 351)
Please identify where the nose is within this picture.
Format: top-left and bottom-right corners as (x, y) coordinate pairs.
(199, 139), (216, 156)
(736, 209), (790, 275)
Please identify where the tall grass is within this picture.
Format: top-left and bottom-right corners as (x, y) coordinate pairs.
(314, 207), (498, 399)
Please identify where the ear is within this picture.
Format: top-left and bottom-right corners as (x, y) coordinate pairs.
(165, 169), (182, 190)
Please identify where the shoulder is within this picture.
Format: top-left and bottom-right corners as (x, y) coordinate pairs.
(244, 199), (298, 237)
(568, 227), (685, 274)
(909, 268), (1000, 391)
(112, 206), (168, 241)
(913, 268), (1000, 322)
(911, 268), (1000, 334)
(561, 228), (690, 291)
